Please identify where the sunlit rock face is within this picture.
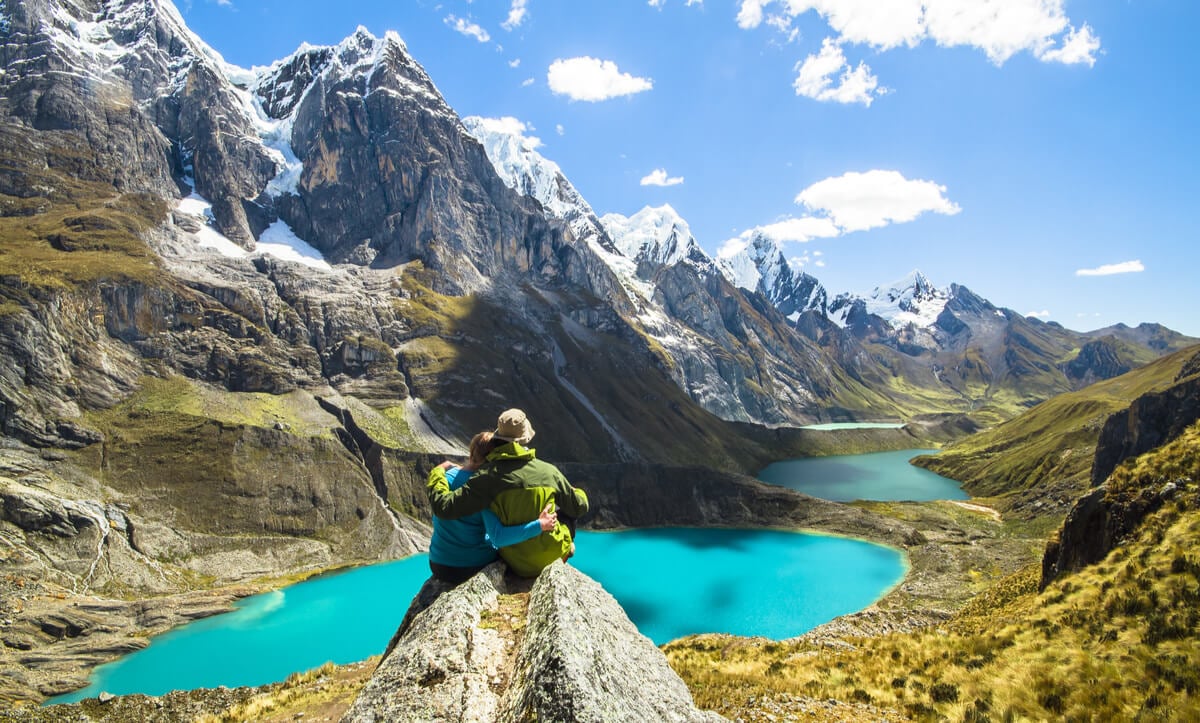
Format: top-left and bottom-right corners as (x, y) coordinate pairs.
(343, 562), (726, 723)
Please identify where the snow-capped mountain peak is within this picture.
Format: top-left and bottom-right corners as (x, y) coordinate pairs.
(462, 116), (592, 224)
(714, 229), (827, 319)
(600, 204), (697, 268)
(836, 269), (949, 329)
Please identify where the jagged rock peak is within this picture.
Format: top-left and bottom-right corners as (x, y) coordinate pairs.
(344, 561), (723, 722)
(716, 229), (828, 319)
(252, 25), (452, 124)
(35, 0), (258, 95)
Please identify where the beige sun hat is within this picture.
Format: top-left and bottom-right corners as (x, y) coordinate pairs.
(493, 408), (535, 444)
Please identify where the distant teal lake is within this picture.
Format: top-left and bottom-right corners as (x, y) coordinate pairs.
(48, 529), (905, 704)
(801, 422), (905, 430)
(758, 449), (967, 502)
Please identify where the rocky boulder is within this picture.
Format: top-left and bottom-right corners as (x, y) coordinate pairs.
(342, 561), (724, 722)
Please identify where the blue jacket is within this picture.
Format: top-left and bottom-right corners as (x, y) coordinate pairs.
(428, 467), (542, 568)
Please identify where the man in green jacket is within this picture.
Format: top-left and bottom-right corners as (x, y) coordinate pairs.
(427, 409), (589, 578)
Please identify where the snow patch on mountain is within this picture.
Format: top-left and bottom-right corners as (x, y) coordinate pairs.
(177, 193), (332, 270)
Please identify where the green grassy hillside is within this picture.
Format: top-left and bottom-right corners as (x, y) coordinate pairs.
(667, 420), (1200, 721)
(912, 344), (1200, 532)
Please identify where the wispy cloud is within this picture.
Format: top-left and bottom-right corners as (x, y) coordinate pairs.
(641, 168), (684, 186)
(1026, 310), (1052, 319)
(1039, 24), (1101, 67)
(738, 0), (1100, 67)
(795, 169), (961, 233)
(794, 38), (884, 106)
(445, 15), (490, 43)
(1076, 260), (1145, 277)
(521, 77), (534, 87)
(508, 58), (521, 68)
(501, 0), (528, 31)
(547, 57), (653, 101)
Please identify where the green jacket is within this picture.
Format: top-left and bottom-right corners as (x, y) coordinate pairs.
(427, 442), (589, 577)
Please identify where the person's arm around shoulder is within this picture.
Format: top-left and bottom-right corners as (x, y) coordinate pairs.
(551, 466), (589, 517)
(427, 461), (490, 519)
(483, 502), (556, 549)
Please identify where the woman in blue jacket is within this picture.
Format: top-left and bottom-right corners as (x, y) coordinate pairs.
(428, 431), (556, 584)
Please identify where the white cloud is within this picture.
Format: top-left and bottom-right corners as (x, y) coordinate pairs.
(794, 38), (883, 105)
(555, 124), (565, 135)
(1075, 260), (1145, 277)
(738, 0), (1100, 67)
(445, 15), (490, 43)
(1038, 24), (1101, 66)
(1026, 310), (1051, 319)
(640, 168), (684, 186)
(755, 217), (841, 243)
(521, 77), (535, 87)
(501, 0), (528, 31)
(547, 57), (653, 102)
(736, 0), (768, 29)
(509, 58), (521, 68)
(794, 169), (961, 232)
(651, 0), (703, 5)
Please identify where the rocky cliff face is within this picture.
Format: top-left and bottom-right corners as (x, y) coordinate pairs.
(1090, 352), (1200, 486)
(1060, 338), (1134, 390)
(1041, 352), (1200, 587)
(343, 561), (725, 723)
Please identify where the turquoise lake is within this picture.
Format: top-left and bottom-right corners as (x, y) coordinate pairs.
(801, 422), (906, 430)
(757, 448), (967, 502)
(49, 528), (905, 703)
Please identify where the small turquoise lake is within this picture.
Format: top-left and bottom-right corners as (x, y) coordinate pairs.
(758, 448), (967, 502)
(49, 528), (905, 704)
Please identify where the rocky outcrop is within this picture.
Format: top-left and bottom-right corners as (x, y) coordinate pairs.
(1060, 338), (1133, 390)
(1090, 353), (1200, 486)
(343, 562), (725, 723)
(1041, 354), (1200, 587)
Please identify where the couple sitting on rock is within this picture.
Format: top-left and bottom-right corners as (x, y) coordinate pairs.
(426, 408), (589, 583)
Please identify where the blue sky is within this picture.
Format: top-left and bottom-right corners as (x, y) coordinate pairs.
(178, 0), (1199, 337)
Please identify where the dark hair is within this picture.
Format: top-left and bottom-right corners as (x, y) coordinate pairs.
(467, 431), (499, 467)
